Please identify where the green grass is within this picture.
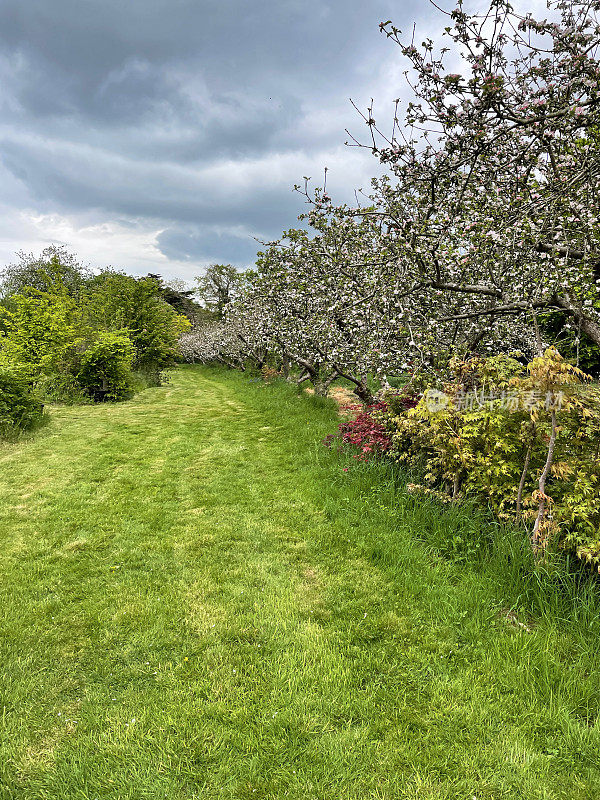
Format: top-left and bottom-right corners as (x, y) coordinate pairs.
(1, 365), (600, 800)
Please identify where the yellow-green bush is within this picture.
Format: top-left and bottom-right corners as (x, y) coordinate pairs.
(382, 350), (600, 568)
(0, 288), (81, 383)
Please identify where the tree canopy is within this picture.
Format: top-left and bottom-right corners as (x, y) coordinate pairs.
(195, 264), (244, 319)
(0, 245), (90, 299)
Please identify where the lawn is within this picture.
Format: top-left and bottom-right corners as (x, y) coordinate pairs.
(1, 365), (599, 799)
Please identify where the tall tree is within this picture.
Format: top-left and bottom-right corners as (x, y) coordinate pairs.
(0, 246), (89, 299)
(354, 0), (600, 351)
(195, 264), (243, 319)
(83, 271), (190, 377)
(145, 274), (206, 324)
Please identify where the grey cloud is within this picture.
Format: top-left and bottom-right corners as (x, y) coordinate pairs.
(0, 0), (401, 126)
(157, 224), (262, 267)
(0, 0), (431, 275)
(0, 136), (313, 235)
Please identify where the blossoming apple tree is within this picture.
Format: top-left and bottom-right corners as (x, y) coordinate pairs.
(359, 0), (600, 353)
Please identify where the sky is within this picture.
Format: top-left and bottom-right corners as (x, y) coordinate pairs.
(0, 0), (544, 282)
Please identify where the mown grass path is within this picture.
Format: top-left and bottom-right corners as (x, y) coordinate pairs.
(1, 366), (599, 799)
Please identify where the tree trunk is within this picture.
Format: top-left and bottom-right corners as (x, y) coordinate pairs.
(531, 310), (544, 357)
(532, 409), (558, 551)
(554, 294), (600, 347)
(452, 470), (462, 500)
(217, 356), (244, 371)
(330, 368), (375, 405)
(516, 439), (533, 523)
(313, 380), (328, 397)
(312, 372), (338, 396)
(352, 381), (374, 405)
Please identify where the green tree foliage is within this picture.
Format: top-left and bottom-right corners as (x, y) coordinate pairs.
(195, 264), (243, 319)
(71, 332), (135, 402)
(82, 271), (190, 380)
(0, 363), (44, 438)
(145, 273), (208, 324)
(0, 288), (82, 383)
(0, 246), (89, 299)
(0, 249), (192, 427)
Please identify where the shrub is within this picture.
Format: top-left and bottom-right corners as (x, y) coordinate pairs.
(0, 251), (193, 413)
(378, 350), (600, 568)
(324, 389), (419, 460)
(325, 402), (393, 460)
(82, 271), (191, 382)
(381, 388), (420, 416)
(72, 332), (135, 402)
(0, 288), (82, 384)
(0, 364), (44, 438)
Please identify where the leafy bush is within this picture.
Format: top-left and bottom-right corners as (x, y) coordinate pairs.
(82, 271), (190, 382)
(0, 288), (82, 384)
(325, 402), (393, 460)
(324, 390), (419, 460)
(381, 389), (420, 416)
(0, 363), (44, 438)
(72, 332), (135, 402)
(0, 249), (196, 419)
(377, 350), (600, 568)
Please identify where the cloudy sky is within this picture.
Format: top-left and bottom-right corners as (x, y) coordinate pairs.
(0, 0), (474, 281)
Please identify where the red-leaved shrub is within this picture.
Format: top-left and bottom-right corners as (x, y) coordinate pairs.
(324, 390), (419, 461)
(324, 402), (391, 460)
